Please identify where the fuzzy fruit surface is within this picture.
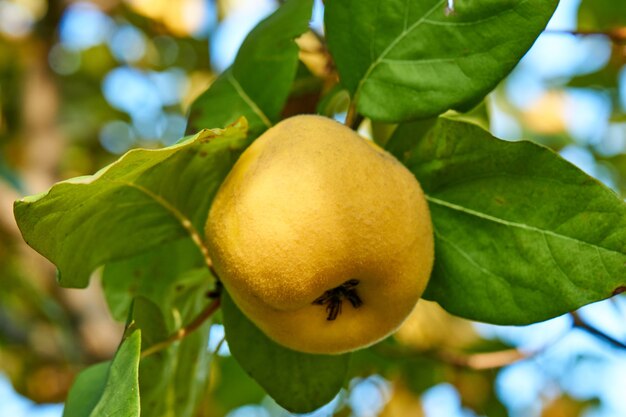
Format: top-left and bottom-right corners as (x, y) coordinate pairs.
(205, 115), (434, 354)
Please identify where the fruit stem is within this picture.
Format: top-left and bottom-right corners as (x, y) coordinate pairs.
(345, 102), (357, 128)
(140, 296), (221, 359)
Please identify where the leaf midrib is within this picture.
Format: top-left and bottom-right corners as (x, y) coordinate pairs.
(426, 195), (624, 258)
(353, 0), (446, 101)
(110, 180), (212, 266)
(352, 0), (531, 103)
(226, 71), (273, 128)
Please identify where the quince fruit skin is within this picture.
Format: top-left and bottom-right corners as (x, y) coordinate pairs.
(205, 115), (434, 354)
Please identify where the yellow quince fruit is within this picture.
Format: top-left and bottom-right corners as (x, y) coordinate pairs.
(205, 115), (434, 354)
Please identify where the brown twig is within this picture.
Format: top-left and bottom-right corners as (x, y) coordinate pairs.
(374, 321), (573, 371)
(435, 348), (527, 370)
(141, 297), (221, 359)
(212, 335), (227, 356)
(373, 343), (531, 371)
(345, 102), (358, 129)
(436, 310), (626, 369)
(570, 311), (626, 349)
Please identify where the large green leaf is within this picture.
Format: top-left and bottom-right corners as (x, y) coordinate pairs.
(14, 120), (248, 288)
(221, 291), (349, 413)
(63, 330), (141, 417)
(393, 118), (626, 324)
(325, 0), (557, 122)
(186, 0), (313, 137)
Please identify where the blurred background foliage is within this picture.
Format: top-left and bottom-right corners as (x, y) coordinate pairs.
(1, 0), (626, 416)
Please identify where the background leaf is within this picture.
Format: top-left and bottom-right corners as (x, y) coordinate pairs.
(392, 117), (626, 324)
(209, 355), (266, 415)
(14, 122), (248, 288)
(186, 0), (314, 137)
(349, 343), (445, 395)
(578, 0), (626, 30)
(102, 239), (205, 323)
(105, 254), (215, 417)
(129, 298), (171, 417)
(63, 330), (141, 417)
(325, 0), (557, 122)
(221, 291), (349, 413)
(62, 363), (110, 417)
(166, 271), (214, 417)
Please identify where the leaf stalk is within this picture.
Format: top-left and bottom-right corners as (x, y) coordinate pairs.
(141, 297), (221, 359)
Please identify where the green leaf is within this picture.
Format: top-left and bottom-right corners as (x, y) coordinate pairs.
(103, 239), (205, 323)
(325, 0), (557, 122)
(221, 291), (349, 413)
(393, 118), (626, 324)
(62, 363), (110, 417)
(131, 297), (169, 347)
(385, 117), (437, 160)
(186, 73), (272, 138)
(63, 330), (141, 417)
(316, 84), (350, 117)
(108, 258), (215, 417)
(578, 0), (626, 30)
(186, 0), (314, 137)
(129, 298), (173, 416)
(14, 121), (248, 288)
(211, 356), (266, 414)
(443, 100), (491, 132)
(169, 324), (213, 417)
(167, 271), (214, 417)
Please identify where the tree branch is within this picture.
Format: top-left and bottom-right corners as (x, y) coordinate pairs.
(436, 310), (626, 369)
(435, 348), (527, 370)
(374, 322), (573, 371)
(212, 335), (227, 356)
(374, 343), (531, 371)
(141, 297), (221, 359)
(570, 311), (626, 349)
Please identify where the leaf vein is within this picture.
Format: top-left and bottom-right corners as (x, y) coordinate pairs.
(433, 229), (527, 313)
(426, 195), (624, 259)
(541, 233), (570, 282)
(354, 0), (446, 101)
(595, 246), (613, 281)
(434, 230), (507, 284)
